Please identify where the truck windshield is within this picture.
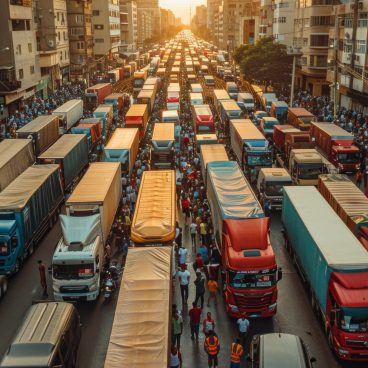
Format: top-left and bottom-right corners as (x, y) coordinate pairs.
(340, 308), (368, 332)
(229, 269), (277, 289)
(265, 181), (292, 196)
(53, 263), (94, 280)
(248, 152), (272, 166)
(265, 121), (277, 129)
(298, 163), (323, 179)
(337, 153), (360, 164)
(133, 79), (144, 88)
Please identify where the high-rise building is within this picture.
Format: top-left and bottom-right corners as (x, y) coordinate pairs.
(137, 9), (153, 47)
(259, 0), (273, 39)
(161, 8), (177, 38)
(136, 0), (161, 43)
(207, 0), (221, 32)
(67, 0), (94, 83)
(272, 0), (295, 47)
(36, 0), (70, 91)
(92, 0), (121, 58)
(120, 0), (138, 54)
(0, 0), (41, 115)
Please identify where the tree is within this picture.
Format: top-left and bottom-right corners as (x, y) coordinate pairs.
(234, 37), (293, 89)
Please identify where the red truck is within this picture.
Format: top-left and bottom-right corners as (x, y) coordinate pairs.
(85, 83), (112, 109)
(310, 122), (360, 173)
(125, 104), (149, 139)
(192, 104), (215, 134)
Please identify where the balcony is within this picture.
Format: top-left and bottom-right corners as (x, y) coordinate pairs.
(10, 0), (32, 6)
(0, 67), (21, 92)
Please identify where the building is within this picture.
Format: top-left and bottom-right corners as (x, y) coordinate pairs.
(136, 0), (161, 44)
(259, 0), (273, 39)
(272, 0), (295, 47)
(196, 5), (208, 28)
(36, 0), (70, 91)
(160, 8), (177, 38)
(213, 2), (224, 48)
(120, 0), (138, 54)
(92, 0), (121, 59)
(67, 0), (94, 83)
(326, 0), (368, 112)
(293, 0), (334, 96)
(0, 0), (42, 116)
(137, 9), (153, 46)
(207, 0), (221, 32)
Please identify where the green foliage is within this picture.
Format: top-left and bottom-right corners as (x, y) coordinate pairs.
(234, 37), (293, 88)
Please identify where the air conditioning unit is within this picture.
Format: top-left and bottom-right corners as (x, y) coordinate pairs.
(48, 40), (54, 47)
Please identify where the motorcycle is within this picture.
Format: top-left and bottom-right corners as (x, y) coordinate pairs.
(103, 272), (116, 303)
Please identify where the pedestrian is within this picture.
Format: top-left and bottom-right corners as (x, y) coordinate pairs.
(200, 220), (208, 245)
(207, 278), (218, 307)
(177, 265), (190, 305)
(199, 242), (209, 264)
(37, 260), (48, 297)
(172, 309), (183, 351)
(170, 345), (182, 368)
(194, 271), (206, 308)
(208, 258), (220, 283)
(190, 219), (197, 246)
(193, 253), (204, 272)
(204, 330), (220, 368)
(229, 338), (244, 368)
(189, 302), (202, 341)
(237, 314), (250, 347)
(178, 244), (188, 267)
(203, 311), (216, 336)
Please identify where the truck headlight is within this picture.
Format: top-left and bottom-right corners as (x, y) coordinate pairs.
(338, 349), (349, 355)
(229, 304), (239, 312)
(89, 283), (97, 292)
(268, 303), (277, 311)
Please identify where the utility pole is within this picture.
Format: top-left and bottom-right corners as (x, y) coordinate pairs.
(287, 47), (302, 107)
(349, 0), (359, 94)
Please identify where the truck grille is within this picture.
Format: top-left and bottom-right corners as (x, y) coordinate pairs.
(234, 292), (273, 309)
(60, 285), (89, 293)
(346, 340), (368, 349)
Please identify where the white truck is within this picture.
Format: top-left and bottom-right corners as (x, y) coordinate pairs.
(52, 99), (83, 134)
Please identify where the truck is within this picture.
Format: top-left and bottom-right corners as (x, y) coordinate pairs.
(262, 93), (277, 112)
(85, 83), (112, 109)
(123, 65), (132, 78)
(17, 115), (60, 155)
(0, 165), (63, 274)
(133, 66), (149, 92)
(318, 174), (368, 250)
(71, 118), (102, 152)
(190, 92), (204, 106)
(38, 134), (89, 192)
(103, 128), (139, 174)
(225, 82), (238, 100)
(206, 161), (282, 318)
(0, 139), (34, 192)
(230, 119), (273, 173)
(256, 168), (292, 210)
(107, 69), (120, 84)
(125, 104), (148, 139)
(237, 92), (254, 112)
(310, 122), (360, 173)
(151, 123), (175, 169)
(287, 107), (316, 131)
(259, 117), (279, 139)
(270, 100), (288, 123)
(52, 214), (105, 301)
(192, 104), (215, 134)
(282, 186), (368, 361)
(162, 110), (181, 150)
(200, 144), (228, 180)
(219, 100), (242, 128)
(213, 89), (230, 116)
(195, 133), (218, 150)
(167, 83), (180, 111)
(104, 93), (125, 118)
(137, 89), (155, 113)
(65, 162), (121, 246)
(93, 104), (113, 139)
(52, 99), (83, 134)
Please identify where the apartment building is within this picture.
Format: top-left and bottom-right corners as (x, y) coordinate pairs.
(0, 0), (41, 116)
(272, 0), (295, 47)
(36, 0), (70, 91)
(327, 0), (368, 112)
(293, 0), (335, 96)
(161, 8), (177, 38)
(67, 0), (94, 83)
(136, 0), (161, 40)
(137, 9), (153, 46)
(259, 0), (273, 39)
(120, 0), (138, 54)
(207, 0), (221, 32)
(92, 0), (121, 58)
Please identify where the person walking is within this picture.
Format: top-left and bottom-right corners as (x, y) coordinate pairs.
(177, 265), (190, 305)
(207, 278), (218, 307)
(203, 311), (216, 336)
(172, 310), (183, 351)
(178, 244), (188, 267)
(200, 220), (208, 246)
(229, 338), (244, 368)
(37, 260), (48, 297)
(170, 345), (182, 368)
(189, 302), (202, 341)
(237, 314), (250, 347)
(190, 219), (197, 247)
(204, 330), (220, 368)
(194, 271), (205, 308)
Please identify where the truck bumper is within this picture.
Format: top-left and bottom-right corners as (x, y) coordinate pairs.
(333, 345), (368, 361)
(54, 290), (99, 302)
(226, 302), (277, 318)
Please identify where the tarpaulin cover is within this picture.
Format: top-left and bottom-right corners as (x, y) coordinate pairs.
(131, 171), (176, 243)
(17, 115), (60, 155)
(60, 214), (101, 246)
(200, 144), (228, 180)
(152, 123), (174, 141)
(104, 247), (172, 368)
(0, 139), (34, 192)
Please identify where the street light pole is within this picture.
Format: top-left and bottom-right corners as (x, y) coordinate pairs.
(287, 46), (302, 107)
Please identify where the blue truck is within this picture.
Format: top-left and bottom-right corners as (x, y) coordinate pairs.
(282, 186), (368, 361)
(38, 134), (89, 192)
(270, 100), (289, 124)
(0, 165), (63, 274)
(219, 99), (242, 127)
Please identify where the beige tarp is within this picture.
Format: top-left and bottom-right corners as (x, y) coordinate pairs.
(200, 144), (228, 179)
(131, 171), (176, 243)
(66, 162), (121, 243)
(0, 139), (34, 192)
(38, 134), (86, 159)
(152, 123), (174, 141)
(231, 120), (265, 140)
(0, 165), (59, 210)
(105, 128), (139, 150)
(104, 247), (172, 368)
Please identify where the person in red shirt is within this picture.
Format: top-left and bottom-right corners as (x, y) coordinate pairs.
(189, 302), (202, 341)
(203, 311), (216, 337)
(181, 197), (191, 221)
(194, 253), (204, 271)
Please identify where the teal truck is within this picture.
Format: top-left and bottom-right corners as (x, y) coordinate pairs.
(0, 165), (63, 274)
(282, 186), (368, 362)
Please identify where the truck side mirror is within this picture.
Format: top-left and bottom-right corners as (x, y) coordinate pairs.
(277, 268), (283, 281)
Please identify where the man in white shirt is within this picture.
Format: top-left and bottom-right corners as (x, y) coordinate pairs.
(189, 220), (197, 246)
(178, 245), (188, 266)
(177, 265), (190, 304)
(237, 315), (250, 347)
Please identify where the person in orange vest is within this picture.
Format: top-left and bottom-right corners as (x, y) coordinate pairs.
(204, 330), (220, 368)
(230, 338), (244, 368)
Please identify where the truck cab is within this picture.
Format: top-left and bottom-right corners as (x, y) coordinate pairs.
(237, 93), (254, 112)
(256, 168), (292, 210)
(225, 82), (238, 100)
(260, 117), (279, 139)
(151, 123), (175, 169)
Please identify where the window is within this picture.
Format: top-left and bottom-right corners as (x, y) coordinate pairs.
(64, 50), (67, 59)
(70, 27), (84, 36)
(16, 44), (21, 55)
(303, 38), (308, 46)
(63, 32), (66, 41)
(57, 12), (60, 22)
(60, 51), (63, 61)
(28, 43), (32, 52)
(94, 24), (104, 30)
(94, 38), (104, 43)
(18, 69), (24, 79)
(77, 41), (85, 50)
(311, 16), (333, 26)
(355, 40), (366, 54)
(57, 32), (60, 42)
(61, 12), (65, 24)
(30, 65), (34, 74)
(92, 10), (100, 16)
(310, 34), (329, 47)
(75, 15), (84, 24)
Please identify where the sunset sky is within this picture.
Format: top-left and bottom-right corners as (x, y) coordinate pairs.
(160, 0), (206, 25)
